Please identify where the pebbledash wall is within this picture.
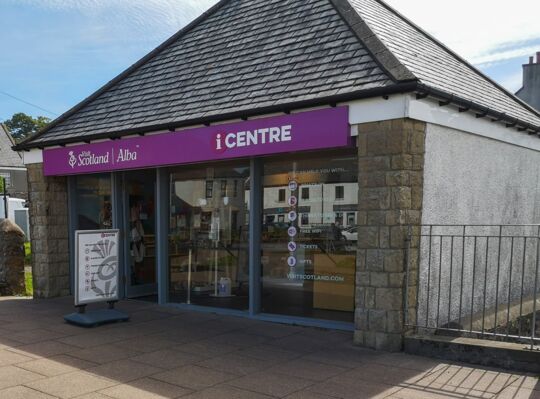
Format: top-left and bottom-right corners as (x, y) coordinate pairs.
(23, 95), (540, 351)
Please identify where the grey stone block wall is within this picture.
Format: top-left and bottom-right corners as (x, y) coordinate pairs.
(27, 163), (70, 298)
(354, 118), (425, 352)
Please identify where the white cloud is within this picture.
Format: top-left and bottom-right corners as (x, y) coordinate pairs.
(5, 0), (218, 43)
(384, 0), (540, 66)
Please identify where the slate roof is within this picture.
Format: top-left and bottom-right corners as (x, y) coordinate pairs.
(0, 124), (24, 168)
(16, 0), (540, 149)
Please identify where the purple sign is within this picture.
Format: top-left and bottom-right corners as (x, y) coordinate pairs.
(43, 106), (349, 176)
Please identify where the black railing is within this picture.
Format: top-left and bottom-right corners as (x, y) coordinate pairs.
(406, 225), (540, 350)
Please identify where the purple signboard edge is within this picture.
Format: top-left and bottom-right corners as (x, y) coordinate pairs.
(43, 106), (350, 176)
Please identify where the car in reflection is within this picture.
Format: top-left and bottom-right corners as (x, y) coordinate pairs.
(341, 226), (358, 241)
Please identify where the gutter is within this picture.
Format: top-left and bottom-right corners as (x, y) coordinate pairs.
(415, 84), (540, 135)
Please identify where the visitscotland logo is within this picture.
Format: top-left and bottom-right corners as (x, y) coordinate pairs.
(68, 148), (139, 168)
(214, 125), (292, 152)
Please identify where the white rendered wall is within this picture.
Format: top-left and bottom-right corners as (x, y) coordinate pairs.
(422, 123), (540, 225)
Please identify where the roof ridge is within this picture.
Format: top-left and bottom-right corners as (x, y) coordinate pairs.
(369, 0), (540, 118)
(329, 0), (416, 83)
(17, 0), (234, 148)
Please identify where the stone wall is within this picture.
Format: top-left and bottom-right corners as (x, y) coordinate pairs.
(27, 163), (70, 298)
(0, 219), (25, 295)
(354, 118), (425, 351)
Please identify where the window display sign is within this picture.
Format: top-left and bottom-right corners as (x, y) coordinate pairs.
(75, 229), (120, 305)
(43, 107), (350, 176)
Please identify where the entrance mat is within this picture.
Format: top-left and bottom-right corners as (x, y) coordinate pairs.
(64, 309), (129, 327)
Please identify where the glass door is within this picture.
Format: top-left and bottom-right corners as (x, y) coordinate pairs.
(124, 170), (157, 299)
(168, 163), (250, 310)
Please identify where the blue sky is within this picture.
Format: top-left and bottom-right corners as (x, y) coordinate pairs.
(0, 0), (539, 122)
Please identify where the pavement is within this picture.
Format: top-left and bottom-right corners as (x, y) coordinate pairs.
(0, 296), (538, 399)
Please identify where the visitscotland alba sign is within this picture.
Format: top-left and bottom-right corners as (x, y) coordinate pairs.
(43, 107), (349, 176)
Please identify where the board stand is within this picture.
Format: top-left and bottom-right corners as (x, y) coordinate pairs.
(64, 300), (129, 327)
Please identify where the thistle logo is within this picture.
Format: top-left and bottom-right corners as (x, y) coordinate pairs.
(68, 151), (77, 168)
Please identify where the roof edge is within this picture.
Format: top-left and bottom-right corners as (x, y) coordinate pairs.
(14, 82), (420, 150)
(371, 0), (540, 119)
(329, 0), (416, 83)
(416, 83), (540, 133)
(16, 0), (233, 149)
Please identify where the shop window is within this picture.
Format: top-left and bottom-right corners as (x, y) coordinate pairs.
(278, 188), (286, 202)
(205, 180), (213, 198)
(0, 172), (12, 188)
(301, 187), (309, 200)
(168, 162), (250, 310)
(335, 185), (344, 200)
(74, 174), (112, 230)
(278, 214), (285, 223)
(261, 150), (358, 322)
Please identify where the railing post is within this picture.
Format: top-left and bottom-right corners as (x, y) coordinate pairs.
(531, 226), (540, 350)
(404, 225), (412, 329)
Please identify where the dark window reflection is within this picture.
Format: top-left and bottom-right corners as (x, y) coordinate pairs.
(75, 174), (112, 230)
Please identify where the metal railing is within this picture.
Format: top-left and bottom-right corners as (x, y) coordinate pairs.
(405, 225), (540, 350)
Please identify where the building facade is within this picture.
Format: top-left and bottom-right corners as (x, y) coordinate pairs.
(14, 0), (540, 351)
(0, 124), (27, 200)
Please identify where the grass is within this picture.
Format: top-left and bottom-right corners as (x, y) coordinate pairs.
(24, 242), (32, 296)
(24, 271), (33, 296)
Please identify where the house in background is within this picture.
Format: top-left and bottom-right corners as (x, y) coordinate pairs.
(516, 52), (540, 111)
(0, 124), (27, 200)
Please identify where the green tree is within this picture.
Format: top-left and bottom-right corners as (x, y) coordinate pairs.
(4, 112), (51, 142)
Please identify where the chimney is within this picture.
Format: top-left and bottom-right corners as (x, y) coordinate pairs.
(515, 52), (540, 111)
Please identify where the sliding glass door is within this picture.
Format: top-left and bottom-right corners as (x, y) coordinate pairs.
(168, 163), (250, 310)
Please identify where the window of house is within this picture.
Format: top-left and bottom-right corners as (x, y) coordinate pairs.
(205, 180), (213, 198)
(301, 187), (309, 200)
(335, 185), (344, 200)
(278, 188), (286, 202)
(220, 180), (227, 197)
(347, 212), (356, 227)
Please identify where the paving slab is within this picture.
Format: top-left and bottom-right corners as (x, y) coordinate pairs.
(152, 365), (238, 390)
(24, 370), (117, 398)
(99, 377), (192, 399)
(0, 385), (57, 399)
(226, 370), (314, 397)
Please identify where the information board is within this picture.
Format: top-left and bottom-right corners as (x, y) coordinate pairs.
(75, 229), (120, 305)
